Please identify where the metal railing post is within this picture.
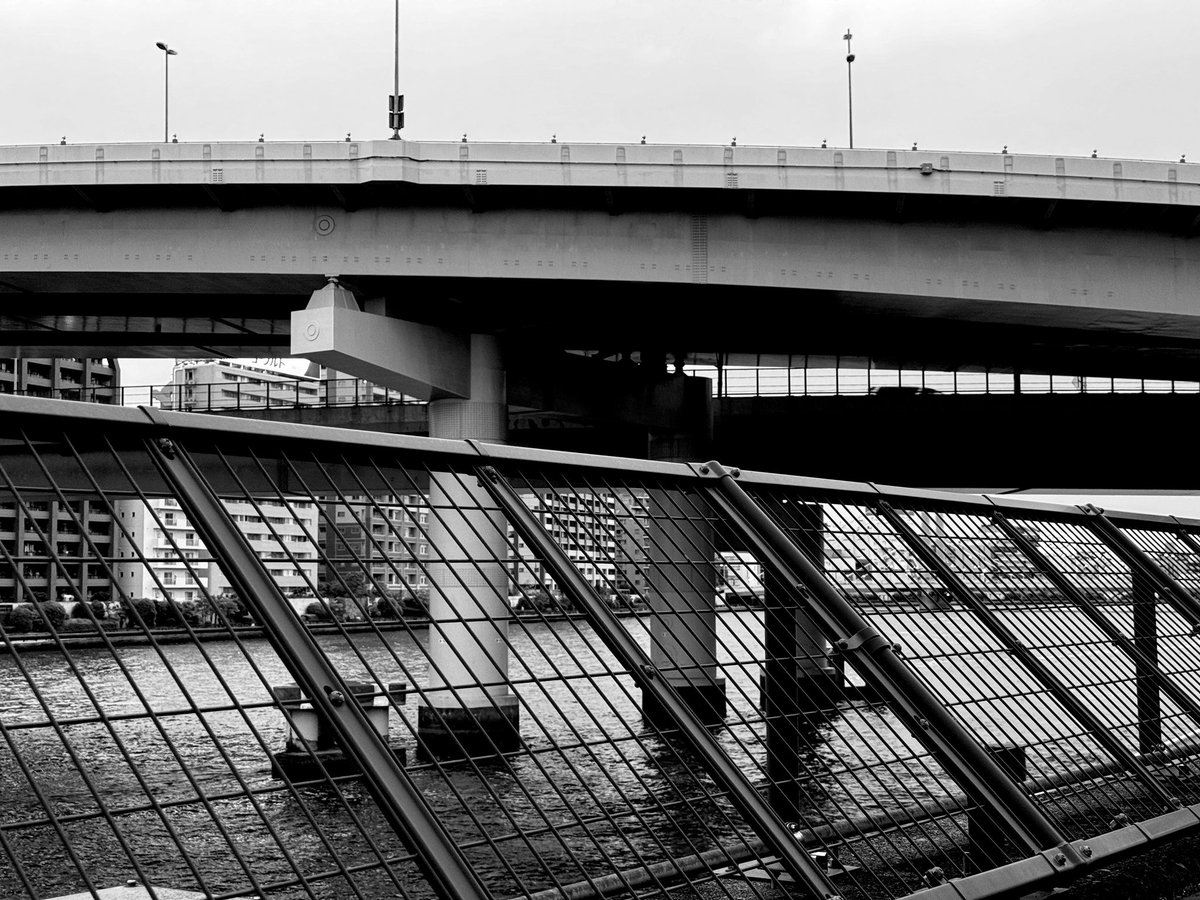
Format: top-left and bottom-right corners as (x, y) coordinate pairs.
(143, 432), (496, 900)
(475, 463), (846, 899)
(698, 463), (1074, 861)
(878, 501), (1179, 810)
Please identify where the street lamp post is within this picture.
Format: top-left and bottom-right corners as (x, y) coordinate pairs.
(389, 0), (403, 139)
(843, 29), (855, 149)
(155, 41), (178, 143)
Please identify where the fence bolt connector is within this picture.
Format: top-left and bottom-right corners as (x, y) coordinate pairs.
(640, 664), (657, 679)
(1081, 845), (1093, 858)
(327, 689), (346, 706)
(1053, 852), (1067, 866)
(836, 639), (849, 651)
(730, 468), (741, 477)
(916, 716), (930, 730)
(157, 438), (176, 458)
(699, 465), (710, 475)
(892, 643), (903, 654)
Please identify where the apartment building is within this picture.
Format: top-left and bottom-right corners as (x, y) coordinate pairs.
(0, 357), (121, 402)
(156, 359), (322, 411)
(0, 358), (121, 602)
(0, 496), (116, 603)
(157, 359), (410, 411)
(113, 497), (320, 601)
(509, 491), (619, 594)
(320, 493), (431, 592)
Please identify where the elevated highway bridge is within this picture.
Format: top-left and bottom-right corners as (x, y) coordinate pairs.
(2, 139), (1200, 374)
(3, 139), (1200, 486)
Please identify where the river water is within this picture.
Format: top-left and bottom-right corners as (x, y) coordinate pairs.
(1, 606), (1194, 899)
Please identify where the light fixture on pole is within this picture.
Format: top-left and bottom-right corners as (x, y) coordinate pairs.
(155, 41), (178, 143)
(843, 29), (855, 149)
(388, 0), (403, 139)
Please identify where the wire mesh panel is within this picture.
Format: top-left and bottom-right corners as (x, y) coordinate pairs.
(4, 398), (1200, 900)
(886, 505), (1181, 824)
(491, 464), (989, 900)
(0, 410), (834, 900)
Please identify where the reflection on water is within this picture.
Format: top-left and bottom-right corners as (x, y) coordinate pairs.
(0, 607), (1171, 898)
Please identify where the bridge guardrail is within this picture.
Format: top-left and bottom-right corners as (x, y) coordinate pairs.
(2, 395), (1200, 900)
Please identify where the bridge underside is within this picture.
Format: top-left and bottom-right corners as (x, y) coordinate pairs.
(2, 182), (1200, 379)
(4, 274), (1200, 382)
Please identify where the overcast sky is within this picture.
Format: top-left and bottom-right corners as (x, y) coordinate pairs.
(6, 1), (1199, 510)
(5, 0), (1198, 157)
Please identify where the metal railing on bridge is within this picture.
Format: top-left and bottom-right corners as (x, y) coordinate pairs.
(2, 395), (1200, 900)
(12, 366), (1200, 416)
(697, 362), (1200, 398)
(0, 378), (421, 412)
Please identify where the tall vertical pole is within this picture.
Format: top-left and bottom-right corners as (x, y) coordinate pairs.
(156, 43), (177, 143)
(844, 29), (855, 149)
(164, 51), (170, 143)
(390, 0), (402, 140)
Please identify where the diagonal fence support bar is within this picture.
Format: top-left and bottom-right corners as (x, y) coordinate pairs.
(877, 501), (1180, 810)
(473, 464), (846, 900)
(697, 462), (1073, 859)
(144, 434), (497, 900)
(1082, 506), (1200, 632)
(990, 511), (1200, 747)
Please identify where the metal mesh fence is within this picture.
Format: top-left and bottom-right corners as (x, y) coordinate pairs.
(3, 398), (1200, 900)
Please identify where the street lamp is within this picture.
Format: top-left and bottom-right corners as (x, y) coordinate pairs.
(155, 41), (178, 143)
(843, 29), (855, 149)
(388, 0), (403, 139)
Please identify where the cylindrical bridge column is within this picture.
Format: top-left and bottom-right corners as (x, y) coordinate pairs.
(644, 429), (725, 726)
(417, 334), (520, 758)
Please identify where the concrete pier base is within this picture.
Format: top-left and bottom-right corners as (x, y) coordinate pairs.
(270, 682), (407, 780)
(416, 695), (521, 760)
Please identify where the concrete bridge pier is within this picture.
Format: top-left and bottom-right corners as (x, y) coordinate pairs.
(418, 335), (521, 758)
(760, 504), (839, 819)
(293, 288), (519, 758)
(642, 428), (726, 727)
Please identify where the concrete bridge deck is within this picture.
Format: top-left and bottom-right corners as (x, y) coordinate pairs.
(2, 140), (1200, 380)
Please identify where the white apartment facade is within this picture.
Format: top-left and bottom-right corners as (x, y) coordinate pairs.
(156, 359), (411, 412)
(509, 491), (619, 593)
(113, 497), (320, 601)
